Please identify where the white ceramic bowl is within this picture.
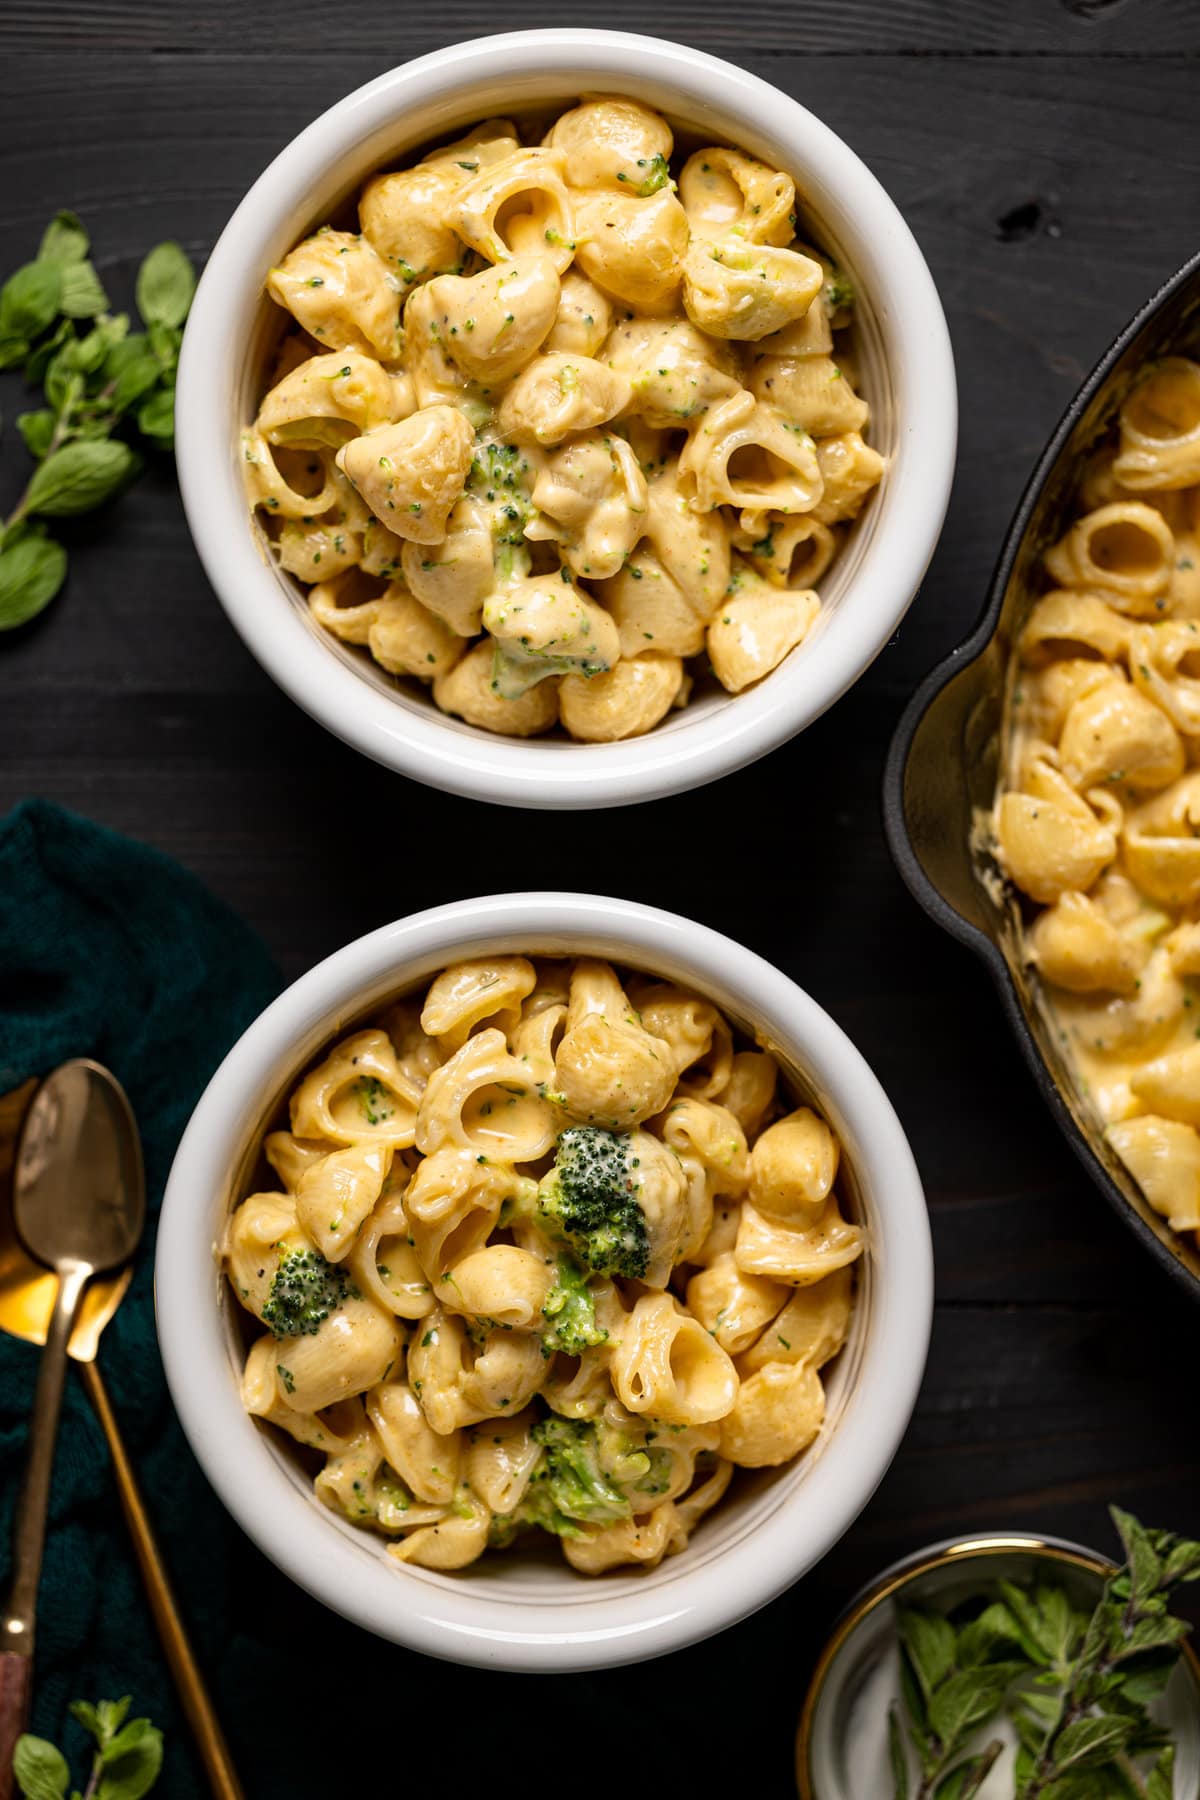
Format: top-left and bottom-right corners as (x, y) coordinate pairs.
(175, 29), (956, 810)
(156, 893), (933, 1671)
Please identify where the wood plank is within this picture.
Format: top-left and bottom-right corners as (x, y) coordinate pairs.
(1, 0), (1198, 55)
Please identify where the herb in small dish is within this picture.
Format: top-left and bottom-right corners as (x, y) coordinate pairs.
(889, 1508), (1200, 1798)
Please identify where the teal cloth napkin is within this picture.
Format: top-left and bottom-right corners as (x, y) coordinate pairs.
(0, 800), (280, 1795)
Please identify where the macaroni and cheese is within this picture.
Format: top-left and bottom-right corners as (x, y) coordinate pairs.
(222, 954), (862, 1573)
(995, 354), (1200, 1251)
(243, 97), (883, 743)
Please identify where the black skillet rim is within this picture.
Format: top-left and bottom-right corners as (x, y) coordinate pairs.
(882, 244), (1200, 1304)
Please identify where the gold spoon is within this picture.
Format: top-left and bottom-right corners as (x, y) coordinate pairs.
(0, 1068), (243, 1800)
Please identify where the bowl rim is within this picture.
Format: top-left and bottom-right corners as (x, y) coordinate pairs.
(155, 891), (933, 1672)
(795, 1531), (1200, 1797)
(882, 245), (1200, 1306)
(174, 26), (957, 811)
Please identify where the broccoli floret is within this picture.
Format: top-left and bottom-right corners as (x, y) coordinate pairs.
(617, 153), (673, 198)
(823, 265), (855, 318)
(636, 154), (672, 197)
(530, 1418), (632, 1527)
(488, 1511), (524, 1549)
(541, 1254), (610, 1356)
(262, 1245), (352, 1338)
(468, 440), (526, 498)
(468, 441), (533, 583)
(506, 1477), (586, 1540)
(537, 1126), (650, 1280)
(494, 1415), (668, 1544)
(489, 634), (611, 700)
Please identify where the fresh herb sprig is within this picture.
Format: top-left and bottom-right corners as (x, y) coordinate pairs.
(890, 1509), (1200, 1799)
(0, 213), (196, 631)
(13, 1694), (162, 1799)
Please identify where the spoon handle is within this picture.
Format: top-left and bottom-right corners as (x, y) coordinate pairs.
(0, 1259), (91, 1800)
(78, 1362), (244, 1800)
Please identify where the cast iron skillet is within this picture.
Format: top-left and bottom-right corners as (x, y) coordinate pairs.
(884, 248), (1200, 1303)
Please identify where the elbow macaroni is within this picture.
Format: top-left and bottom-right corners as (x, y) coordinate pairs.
(995, 353), (1200, 1255)
(222, 954), (862, 1574)
(246, 98), (884, 743)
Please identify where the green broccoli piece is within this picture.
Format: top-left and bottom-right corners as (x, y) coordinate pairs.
(468, 440), (526, 498)
(823, 265), (855, 318)
(506, 1476), (586, 1540)
(488, 1511), (523, 1549)
(541, 1254), (610, 1356)
(632, 1445), (675, 1499)
(467, 440), (535, 584)
(616, 153), (672, 198)
(262, 1245), (352, 1338)
(489, 631), (611, 700)
(536, 1126), (650, 1279)
(354, 1075), (394, 1125)
(493, 1415), (670, 1544)
(530, 1417), (632, 1527)
(637, 154), (672, 196)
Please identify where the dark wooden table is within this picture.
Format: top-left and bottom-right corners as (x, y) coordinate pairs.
(2, 3), (1199, 1794)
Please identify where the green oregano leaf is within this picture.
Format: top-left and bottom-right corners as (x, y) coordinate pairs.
(933, 1742), (1002, 1800)
(60, 260), (109, 319)
(998, 1580), (1060, 1666)
(103, 335), (161, 410)
(927, 1666), (1017, 1752)
(1162, 1535), (1200, 1586)
(1146, 1743), (1176, 1800)
(135, 241), (196, 328)
(896, 1607), (957, 1702)
(25, 439), (137, 517)
(11, 1733), (70, 1800)
(0, 531), (68, 628)
(0, 260), (62, 340)
(1050, 1712), (1135, 1772)
(95, 1719), (163, 1799)
(956, 1601), (1027, 1667)
(136, 387), (175, 444)
(17, 409), (56, 459)
(146, 320), (182, 367)
(1111, 1507), (1164, 1605)
(38, 210), (89, 265)
(25, 315), (73, 384)
(1119, 1651), (1180, 1707)
(69, 1697), (131, 1752)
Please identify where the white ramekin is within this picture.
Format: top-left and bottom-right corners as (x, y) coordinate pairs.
(175, 29), (956, 810)
(156, 893), (933, 1672)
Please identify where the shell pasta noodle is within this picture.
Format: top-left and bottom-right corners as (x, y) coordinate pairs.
(995, 353), (1200, 1251)
(243, 96), (884, 743)
(222, 955), (863, 1574)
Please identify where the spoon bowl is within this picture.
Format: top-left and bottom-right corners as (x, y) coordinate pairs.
(14, 1061), (144, 1277)
(0, 1082), (131, 1359)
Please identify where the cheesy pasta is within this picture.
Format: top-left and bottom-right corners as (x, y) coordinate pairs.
(995, 354), (1200, 1251)
(243, 96), (883, 743)
(222, 955), (862, 1573)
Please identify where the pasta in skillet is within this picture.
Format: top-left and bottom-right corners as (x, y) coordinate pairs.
(222, 956), (863, 1573)
(995, 355), (1200, 1250)
(243, 96), (884, 743)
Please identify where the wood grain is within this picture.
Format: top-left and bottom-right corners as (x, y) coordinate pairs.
(1, 7), (1199, 1795)
(2, 0), (1199, 53)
